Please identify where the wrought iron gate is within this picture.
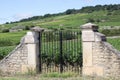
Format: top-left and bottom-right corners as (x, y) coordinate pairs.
(39, 30), (82, 73)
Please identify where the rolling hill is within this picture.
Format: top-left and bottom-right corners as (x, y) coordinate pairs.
(0, 4), (120, 32)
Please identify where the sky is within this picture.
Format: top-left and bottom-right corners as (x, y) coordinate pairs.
(0, 0), (120, 24)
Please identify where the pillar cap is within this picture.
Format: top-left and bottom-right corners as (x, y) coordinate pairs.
(31, 26), (44, 32)
(81, 23), (98, 31)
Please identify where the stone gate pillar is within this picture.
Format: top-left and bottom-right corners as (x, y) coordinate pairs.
(81, 23), (98, 76)
(23, 27), (44, 73)
(81, 23), (120, 79)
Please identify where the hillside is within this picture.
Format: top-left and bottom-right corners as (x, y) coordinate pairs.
(0, 4), (120, 32)
(0, 10), (120, 31)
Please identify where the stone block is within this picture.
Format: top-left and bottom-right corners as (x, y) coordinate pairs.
(83, 66), (103, 76)
(21, 65), (36, 73)
(24, 31), (39, 44)
(83, 42), (93, 66)
(95, 32), (106, 41)
(82, 30), (95, 42)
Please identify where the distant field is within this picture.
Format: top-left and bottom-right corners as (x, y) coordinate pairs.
(0, 31), (26, 46)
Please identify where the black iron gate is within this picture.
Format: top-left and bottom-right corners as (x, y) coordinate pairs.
(39, 30), (82, 73)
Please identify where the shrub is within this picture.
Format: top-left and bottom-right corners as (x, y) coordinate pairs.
(1, 28), (9, 33)
(25, 25), (35, 30)
(101, 28), (120, 36)
(25, 26), (30, 30)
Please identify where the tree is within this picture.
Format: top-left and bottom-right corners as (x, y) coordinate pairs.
(44, 14), (51, 18)
(65, 9), (76, 15)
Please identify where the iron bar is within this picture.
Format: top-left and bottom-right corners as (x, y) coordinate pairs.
(60, 31), (63, 73)
(39, 32), (42, 73)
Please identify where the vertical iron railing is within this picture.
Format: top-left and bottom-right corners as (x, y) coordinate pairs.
(39, 32), (42, 73)
(40, 30), (82, 73)
(59, 31), (63, 73)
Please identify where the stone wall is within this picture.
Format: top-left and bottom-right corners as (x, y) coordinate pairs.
(0, 36), (28, 73)
(0, 27), (42, 74)
(82, 23), (120, 79)
(93, 41), (120, 78)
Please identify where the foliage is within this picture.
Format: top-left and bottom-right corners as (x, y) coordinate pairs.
(100, 28), (120, 36)
(41, 72), (78, 78)
(0, 31), (26, 60)
(62, 30), (77, 40)
(41, 31), (82, 68)
(0, 31), (26, 46)
(65, 9), (79, 15)
(0, 46), (15, 60)
(112, 10), (120, 15)
(86, 18), (95, 23)
(1, 28), (9, 33)
(24, 25), (34, 30)
(107, 38), (120, 51)
(0, 38), (14, 47)
(80, 4), (120, 13)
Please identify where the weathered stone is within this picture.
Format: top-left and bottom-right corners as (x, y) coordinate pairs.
(24, 31), (39, 44)
(31, 26), (44, 32)
(0, 30), (41, 74)
(82, 23), (120, 79)
(81, 23), (98, 31)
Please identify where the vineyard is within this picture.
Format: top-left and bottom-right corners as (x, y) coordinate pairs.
(0, 31), (26, 59)
(0, 30), (120, 60)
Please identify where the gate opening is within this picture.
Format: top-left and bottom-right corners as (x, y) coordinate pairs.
(39, 30), (82, 73)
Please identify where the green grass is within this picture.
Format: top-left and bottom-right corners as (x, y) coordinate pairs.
(107, 38), (120, 51)
(40, 72), (78, 78)
(0, 72), (115, 80)
(0, 31), (26, 46)
(0, 46), (15, 59)
(0, 31), (26, 60)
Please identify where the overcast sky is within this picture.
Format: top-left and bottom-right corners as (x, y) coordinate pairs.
(0, 0), (120, 24)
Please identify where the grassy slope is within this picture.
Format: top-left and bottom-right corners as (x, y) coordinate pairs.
(1, 10), (120, 29)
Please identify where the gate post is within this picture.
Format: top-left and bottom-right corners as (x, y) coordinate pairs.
(81, 23), (98, 76)
(23, 27), (44, 73)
